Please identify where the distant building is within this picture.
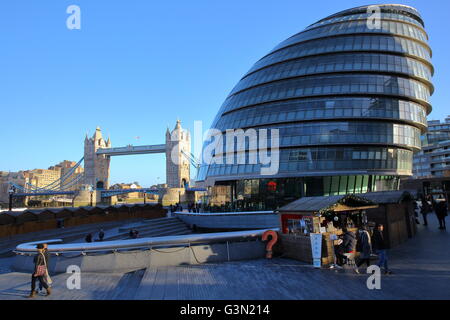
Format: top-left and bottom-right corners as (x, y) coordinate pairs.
(48, 160), (84, 190)
(0, 171), (26, 206)
(197, 4), (434, 210)
(110, 182), (143, 199)
(0, 160), (84, 207)
(413, 116), (450, 178)
(25, 168), (61, 189)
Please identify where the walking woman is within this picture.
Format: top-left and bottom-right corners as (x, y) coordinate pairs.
(355, 226), (372, 274)
(28, 243), (51, 298)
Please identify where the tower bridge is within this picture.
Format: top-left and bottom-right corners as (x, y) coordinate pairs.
(9, 120), (204, 206)
(96, 144), (166, 156)
(83, 120), (191, 190)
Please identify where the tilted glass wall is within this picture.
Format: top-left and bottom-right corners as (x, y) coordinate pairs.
(198, 4), (433, 198)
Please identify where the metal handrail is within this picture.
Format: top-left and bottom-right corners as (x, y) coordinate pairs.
(14, 229), (279, 255)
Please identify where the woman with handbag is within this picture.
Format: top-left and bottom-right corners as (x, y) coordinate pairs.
(28, 243), (51, 298)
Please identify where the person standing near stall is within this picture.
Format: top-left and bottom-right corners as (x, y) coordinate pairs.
(372, 224), (392, 275)
(342, 227), (357, 253)
(355, 226), (372, 274)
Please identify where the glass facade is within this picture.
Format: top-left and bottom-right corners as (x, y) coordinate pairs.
(198, 4), (433, 208)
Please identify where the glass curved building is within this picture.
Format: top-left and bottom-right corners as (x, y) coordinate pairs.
(198, 4), (433, 209)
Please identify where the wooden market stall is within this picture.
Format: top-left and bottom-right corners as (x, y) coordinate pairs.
(277, 194), (378, 265)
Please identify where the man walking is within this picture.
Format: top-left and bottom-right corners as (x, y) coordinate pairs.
(372, 224), (392, 275)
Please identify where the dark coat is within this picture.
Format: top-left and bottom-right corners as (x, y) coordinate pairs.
(33, 252), (47, 274)
(435, 201), (448, 218)
(343, 231), (356, 253)
(372, 229), (387, 251)
(421, 200), (431, 215)
(358, 230), (372, 259)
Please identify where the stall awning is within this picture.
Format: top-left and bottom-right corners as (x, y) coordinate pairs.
(354, 190), (416, 204)
(278, 194), (378, 215)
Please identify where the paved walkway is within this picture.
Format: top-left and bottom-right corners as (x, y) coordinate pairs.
(0, 214), (448, 300)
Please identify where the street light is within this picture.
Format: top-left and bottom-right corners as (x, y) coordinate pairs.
(8, 187), (15, 211)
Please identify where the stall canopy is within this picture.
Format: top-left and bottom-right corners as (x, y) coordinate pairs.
(354, 190), (416, 204)
(0, 212), (16, 225)
(278, 194), (378, 215)
(5, 210), (37, 224)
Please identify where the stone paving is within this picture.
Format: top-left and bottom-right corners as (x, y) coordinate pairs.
(0, 214), (448, 300)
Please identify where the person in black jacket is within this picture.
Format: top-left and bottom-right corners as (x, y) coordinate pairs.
(85, 233), (93, 243)
(355, 227), (372, 271)
(435, 200), (448, 230)
(372, 224), (392, 275)
(29, 244), (51, 298)
(99, 229), (105, 241)
(342, 227), (356, 253)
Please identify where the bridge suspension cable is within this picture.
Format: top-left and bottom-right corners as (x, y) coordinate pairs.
(21, 157), (84, 192)
(9, 157), (85, 194)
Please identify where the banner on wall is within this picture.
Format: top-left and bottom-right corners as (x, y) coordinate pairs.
(310, 233), (322, 268)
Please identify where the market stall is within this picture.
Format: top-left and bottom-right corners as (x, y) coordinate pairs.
(277, 194), (378, 266)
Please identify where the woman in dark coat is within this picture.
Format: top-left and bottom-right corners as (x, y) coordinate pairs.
(342, 228), (357, 253)
(29, 244), (51, 298)
(355, 227), (372, 271)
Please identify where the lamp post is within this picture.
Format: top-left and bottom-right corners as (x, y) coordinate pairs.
(8, 187), (15, 211)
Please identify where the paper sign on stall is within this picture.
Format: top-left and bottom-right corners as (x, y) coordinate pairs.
(310, 233), (322, 268)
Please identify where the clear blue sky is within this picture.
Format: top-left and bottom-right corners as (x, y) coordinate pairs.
(1, 0), (449, 187)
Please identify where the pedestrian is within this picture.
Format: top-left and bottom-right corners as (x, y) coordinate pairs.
(413, 200), (420, 224)
(372, 224), (392, 275)
(38, 243), (51, 294)
(435, 200), (448, 230)
(342, 227), (357, 254)
(85, 233), (93, 243)
(129, 229), (139, 239)
(28, 244), (51, 298)
(355, 226), (372, 273)
(420, 195), (431, 226)
(333, 238), (345, 267)
(341, 227), (358, 272)
(99, 229), (105, 241)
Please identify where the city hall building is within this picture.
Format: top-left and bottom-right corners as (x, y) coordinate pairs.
(197, 4), (434, 210)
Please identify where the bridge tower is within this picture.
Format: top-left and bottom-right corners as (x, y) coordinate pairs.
(84, 127), (111, 189)
(166, 120), (191, 188)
